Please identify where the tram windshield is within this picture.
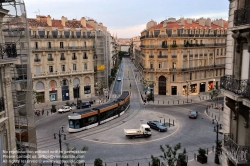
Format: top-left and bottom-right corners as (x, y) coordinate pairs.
(69, 119), (80, 129)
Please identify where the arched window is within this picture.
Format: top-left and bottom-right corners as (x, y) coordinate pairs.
(49, 80), (57, 88)
(36, 82), (44, 90)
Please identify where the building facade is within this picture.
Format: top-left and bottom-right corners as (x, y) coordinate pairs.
(220, 0), (250, 165)
(29, 15), (111, 103)
(139, 17), (228, 96)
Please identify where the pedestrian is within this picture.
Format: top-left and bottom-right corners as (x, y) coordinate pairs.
(42, 109), (44, 115)
(47, 110), (49, 116)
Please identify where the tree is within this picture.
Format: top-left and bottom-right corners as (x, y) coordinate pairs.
(63, 143), (88, 166)
(94, 158), (103, 166)
(151, 155), (160, 166)
(209, 84), (220, 108)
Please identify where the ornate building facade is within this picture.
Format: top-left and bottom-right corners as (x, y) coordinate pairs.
(220, 0), (250, 165)
(29, 15), (111, 103)
(139, 17), (228, 96)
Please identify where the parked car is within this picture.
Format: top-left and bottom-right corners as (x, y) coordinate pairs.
(58, 106), (72, 113)
(77, 102), (91, 109)
(189, 110), (198, 119)
(117, 77), (122, 81)
(147, 121), (167, 132)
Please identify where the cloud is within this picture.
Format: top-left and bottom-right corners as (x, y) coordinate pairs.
(109, 24), (145, 38)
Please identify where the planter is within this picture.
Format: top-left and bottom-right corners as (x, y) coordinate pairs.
(197, 155), (207, 164)
(176, 161), (187, 166)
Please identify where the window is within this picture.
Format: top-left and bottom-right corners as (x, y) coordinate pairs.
(36, 66), (41, 74)
(158, 62), (162, 69)
(35, 42), (38, 49)
(49, 66), (53, 73)
(72, 53), (77, 60)
(48, 54), (52, 59)
(172, 74), (175, 82)
(221, 48), (223, 55)
(73, 64), (77, 71)
(83, 52), (88, 59)
(150, 62), (154, 69)
(84, 63), (87, 70)
(173, 40), (176, 45)
(20, 42), (24, 49)
(189, 61), (193, 68)
(62, 65), (65, 71)
(35, 54), (39, 59)
(48, 42), (51, 48)
(60, 53), (65, 60)
(195, 72), (197, 79)
(172, 62), (176, 69)
(46, 31), (50, 37)
(159, 51), (162, 56)
(60, 42), (64, 48)
(150, 73), (153, 81)
(33, 31), (36, 36)
(190, 73), (192, 80)
(163, 62), (167, 69)
(217, 49), (219, 55)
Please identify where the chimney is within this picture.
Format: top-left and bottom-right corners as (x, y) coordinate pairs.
(205, 18), (211, 27)
(198, 17), (205, 26)
(61, 16), (66, 26)
(80, 17), (86, 27)
(217, 19), (224, 27)
(47, 15), (52, 26)
(163, 20), (167, 27)
(187, 18), (192, 24)
(180, 17), (185, 26)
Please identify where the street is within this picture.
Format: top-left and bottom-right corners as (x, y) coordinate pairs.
(35, 58), (221, 166)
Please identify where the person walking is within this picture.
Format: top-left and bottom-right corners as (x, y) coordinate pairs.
(42, 109), (44, 115)
(47, 110), (49, 116)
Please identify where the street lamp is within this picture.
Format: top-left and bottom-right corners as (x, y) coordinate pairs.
(76, 84), (79, 105)
(212, 119), (222, 164)
(186, 81), (190, 103)
(54, 127), (67, 166)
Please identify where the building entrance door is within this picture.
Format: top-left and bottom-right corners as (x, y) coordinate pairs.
(158, 76), (166, 95)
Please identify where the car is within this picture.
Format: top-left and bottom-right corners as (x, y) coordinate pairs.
(58, 106), (72, 113)
(147, 121), (167, 132)
(77, 102), (91, 109)
(117, 77), (122, 81)
(189, 110), (198, 119)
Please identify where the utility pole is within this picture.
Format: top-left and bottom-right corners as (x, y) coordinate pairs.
(54, 127), (66, 166)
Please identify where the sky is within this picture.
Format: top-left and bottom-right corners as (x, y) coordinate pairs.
(24, 0), (229, 38)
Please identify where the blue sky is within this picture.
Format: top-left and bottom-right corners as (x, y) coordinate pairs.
(24, 0), (229, 38)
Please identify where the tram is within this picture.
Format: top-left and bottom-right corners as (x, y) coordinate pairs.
(68, 91), (130, 132)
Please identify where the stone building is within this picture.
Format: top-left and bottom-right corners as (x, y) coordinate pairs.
(220, 0), (250, 165)
(29, 15), (111, 103)
(138, 17), (228, 96)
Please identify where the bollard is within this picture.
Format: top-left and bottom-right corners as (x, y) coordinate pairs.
(168, 101), (169, 104)
(105, 163), (107, 166)
(127, 163), (129, 166)
(116, 163), (118, 166)
(173, 120), (174, 126)
(169, 119), (170, 127)
(158, 100), (159, 104)
(183, 100), (184, 104)
(194, 153), (196, 161)
(149, 162), (150, 166)
(138, 162), (139, 166)
(173, 101), (174, 104)
(84, 163), (85, 166)
(163, 101), (164, 104)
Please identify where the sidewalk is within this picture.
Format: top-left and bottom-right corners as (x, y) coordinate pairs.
(188, 151), (221, 165)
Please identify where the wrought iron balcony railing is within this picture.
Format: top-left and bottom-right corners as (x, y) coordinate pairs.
(220, 75), (249, 97)
(234, 5), (250, 26)
(47, 58), (53, 61)
(223, 133), (249, 165)
(242, 79), (250, 100)
(34, 58), (40, 62)
(60, 57), (66, 60)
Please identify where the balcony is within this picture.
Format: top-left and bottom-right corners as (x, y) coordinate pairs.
(158, 55), (168, 58)
(72, 57), (77, 60)
(83, 56), (88, 59)
(234, 5), (250, 26)
(34, 58), (41, 62)
(223, 133), (249, 165)
(172, 55), (177, 58)
(60, 57), (66, 60)
(32, 46), (94, 52)
(47, 58), (53, 61)
(149, 55), (154, 58)
(33, 70), (94, 78)
(220, 75), (249, 97)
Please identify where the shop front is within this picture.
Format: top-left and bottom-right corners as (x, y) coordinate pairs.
(182, 85), (187, 95)
(61, 79), (69, 101)
(49, 89), (57, 102)
(84, 77), (91, 95)
(49, 80), (57, 102)
(208, 81), (214, 91)
(73, 78), (80, 99)
(200, 82), (206, 92)
(36, 81), (45, 103)
(190, 84), (197, 93)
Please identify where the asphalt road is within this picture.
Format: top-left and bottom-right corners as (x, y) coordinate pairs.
(35, 58), (221, 166)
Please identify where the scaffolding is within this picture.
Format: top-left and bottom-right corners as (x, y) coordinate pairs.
(94, 27), (110, 95)
(1, 0), (37, 160)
